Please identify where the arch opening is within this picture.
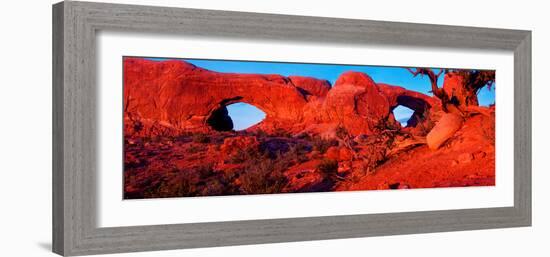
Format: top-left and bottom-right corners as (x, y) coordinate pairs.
(206, 102), (266, 131)
(392, 105), (415, 127)
(391, 95), (432, 128)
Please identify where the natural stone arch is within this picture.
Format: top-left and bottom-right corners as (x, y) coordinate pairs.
(123, 58), (331, 134)
(123, 58), (442, 137)
(378, 83), (442, 128)
(391, 95), (432, 127)
(205, 97), (267, 132)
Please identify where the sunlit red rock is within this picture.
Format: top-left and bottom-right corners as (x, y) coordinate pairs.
(288, 75), (331, 98)
(336, 113), (495, 190)
(123, 57), (496, 199)
(123, 58), (440, 137)
(377, 83), (443, 128)
(124, 57), (309, 135)
(426, 113), (464, 150)
(319, 71), (391, 135)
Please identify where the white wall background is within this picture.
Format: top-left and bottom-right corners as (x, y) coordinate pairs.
(0, 0), (547, 256)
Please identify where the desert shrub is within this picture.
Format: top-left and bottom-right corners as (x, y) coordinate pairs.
(227, 147), (258, 164)
(285, 142), (311, 164)
(140, 165), (231, 198)
(174, 132), (193, 142)
(335, 126), (350, 140)
(195, 163), (215, 179)
(239, 156), (287, 195)
(295, 141), (312, 152)
(192, 133), (210, 143)
(201, 178), (225, 196)
(351, 159), (376, 180)
(259, 138), (292, 159)
(317, 158), (338, 176)
(132, 120), (144, 133)
(272, 150), (295, 170)
(254, 129), (269, 138)
(186, 144), (206, 154)
(311, 136), (338, 154)
(142, 172), (197, 198)
(272, 128), (292, 138)
(351, 130), (395, 176)
(295, 132), (312, 140)
(234, 146), (292, 195)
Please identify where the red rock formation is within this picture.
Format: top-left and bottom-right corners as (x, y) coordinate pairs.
(377, 83), (442, 116)
(122, 58), (496, 198)
(426, 113), (463, 150)
(288, 76), (331, 99)
(124, 57), (310, 134)
(441, 71), (495, 107)
(314, 72), (391, 135)
(377, 83), (443, 133)
(336, 112), (495, 190)
(124, 58), (441, 137)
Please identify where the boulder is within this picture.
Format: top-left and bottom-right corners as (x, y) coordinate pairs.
(319, 72), (390, 135)
(426, 113), (463, 150)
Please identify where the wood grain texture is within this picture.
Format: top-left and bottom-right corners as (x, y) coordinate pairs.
(514, 32), (532, 224)
(52, 1), (532, 256)
(52, 2), (65, 254)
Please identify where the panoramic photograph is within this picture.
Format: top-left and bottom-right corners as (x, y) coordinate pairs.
(122, 56), (496, 199)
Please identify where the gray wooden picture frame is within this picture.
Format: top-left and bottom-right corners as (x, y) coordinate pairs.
(52, 1), (532, 256)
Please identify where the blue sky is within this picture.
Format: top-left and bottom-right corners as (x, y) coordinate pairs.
(226, 103), (266, 130)
(146, 58), (495, 130)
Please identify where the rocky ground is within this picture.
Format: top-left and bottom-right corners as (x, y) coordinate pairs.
(123, 57), (496, 199)
(124, 110), (494, 199)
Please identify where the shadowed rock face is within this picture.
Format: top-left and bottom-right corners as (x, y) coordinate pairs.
(123, 57), (441, 137)
(206, 105), (233, 131)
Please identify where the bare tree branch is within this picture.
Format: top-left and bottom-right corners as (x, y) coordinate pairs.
(435, 69), (444, 77)
(405, 67), (420, 76)
(406, 68), (446, 101)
